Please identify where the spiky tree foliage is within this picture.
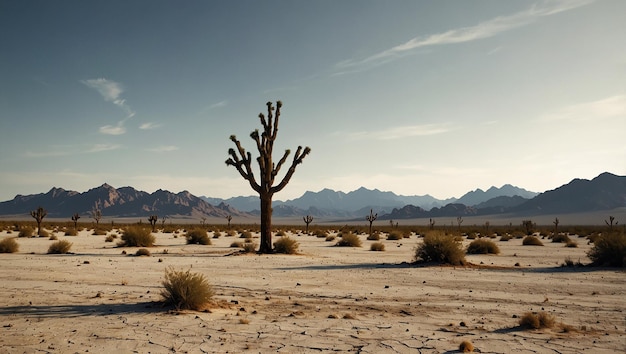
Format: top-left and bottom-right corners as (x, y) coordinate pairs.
(30, 206), (47, 236)
(553, 217), (560, 235)
(366, 209), (377, 239)
(303, 215), (313, 234)
(226, 215), (232, 230)
(148, 215), (158, 232)
(91, 203), (102, 226)
(226, 101), (311, 253)
(456, 216), (463, 231)
(71, 213), (80, 229)
(605, 216), (616, 231)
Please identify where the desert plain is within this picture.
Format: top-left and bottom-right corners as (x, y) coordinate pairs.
(0, 226), (624, 354)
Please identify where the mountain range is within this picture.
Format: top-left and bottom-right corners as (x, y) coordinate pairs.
(0, 172), (623, 220)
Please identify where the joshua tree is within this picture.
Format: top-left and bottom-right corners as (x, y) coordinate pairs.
(553, 217), (560, 235)
(226, 101), (311, 253)
(71, 213), (80, 229)
(366, 209), (377, 238)
(605, 216), (616, 231)
(91, 203), (102, 226)
(161, 215), (167, 227)
(303, 215), (313, 234)
(148, 215), (158, 232)
(200, 217), (207, 227)
(522, 219), (534, 235)
(30, 206), (47, 236)
(429, 218), (436, 230)
(484, 221), (490, 236)
(456, 216), (463, 231)
(226, 215), (232, 230)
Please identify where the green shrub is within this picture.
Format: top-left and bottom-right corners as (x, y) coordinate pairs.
(522, 236), (544, 246)
(551, 234), (571, 243)
(47, 240), (73, 254)
(366, 231), (380, 241)
(386, 231), (403, 240)
(118, 227), (155, 247)
(186, 229), (211, 245)
(414, 231), (466, 265)
(0, 238), (19, 253)
(335, 233), (361, 247)
(587, 231), (626, 267)
(18, 227), (34, 238)
(135, 248), (151, 256)
(519, 312), (555, 329)
(370, 242), (385, 251)
(65, 228), (78, 236)
(160, 267), (214, 310)
(273, 236), (299, 254)
(467, 239), (500, 254)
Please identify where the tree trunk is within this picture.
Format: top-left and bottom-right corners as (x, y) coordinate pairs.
(259, 192), (273, 253)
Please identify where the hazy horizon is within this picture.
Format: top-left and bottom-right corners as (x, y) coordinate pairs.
(1, 1), (624, 202)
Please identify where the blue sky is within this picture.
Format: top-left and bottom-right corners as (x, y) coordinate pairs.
(1, 0), (624, 202)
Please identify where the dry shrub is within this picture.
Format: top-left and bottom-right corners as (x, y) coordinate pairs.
(230, 241), (243, 248)
(135, 248), (151, 256)
(522, 236), (544, 246)
(119, 226), (155, 247)
(226, 230), (237, 237)
(47, 240), (73, 254)
(65, 228), (78, 236)
(239, 231), (252, 239)
(519, 312), (555, 329)
(459, 340), (474, 352)
(314, 229), (327, 238)
(242, 242), (257, 253)
(500, 234), (513, 241)
(48, 234), (58, 240)
(467, 238), (500, 255)
(366, 231), (380, 241)
(325, 235), (336, 242)
(186, 229), (211, 245)
(273, 236), (299, 254)
(18, 227), (34, 238)
(336, 232), (361, 247)
(212, 231), (221, 238)
(275, 230), (286, 236)
(370, 242), (385, 251)
(160, 267), (214, 310)
(414, 231), (466, 266)
(386, 231), (403, 240)
(565, 240), (578, 248)
(551, 234), (571, 243)
(0, 238), (19, 253)
(587, 230), (626, 267)
(105, 235), (115, 242)
(92, 229), (107, 236)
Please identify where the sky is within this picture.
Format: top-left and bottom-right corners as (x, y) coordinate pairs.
(1, 0), (625, 202)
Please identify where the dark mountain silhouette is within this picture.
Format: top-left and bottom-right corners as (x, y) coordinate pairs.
(456, 184), (537, 206)
(0, 184), (250, 219)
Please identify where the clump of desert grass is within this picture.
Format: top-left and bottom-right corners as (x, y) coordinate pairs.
(551, 234), (571, 243)
(118, 226), (155, 247)
(135, 248), (151, 256)
(565, 240), (578, 248)
(64, 228), (78, 236)
(466, 238), (500, 255)
(239, 230), (253, 238)
(0, 237), (19, 253)
(386, 231), (403, 240)
(518, 311), (556, 329)
(414, 231), (466, 266)
(370, 242), (385, 251)
(587, 230), (626, 267)
(562, 256), (584, 268)
(522, 235), (544, 246)
(275, 230), (286, 237)
(160, 267), (214, 311)
(18, 227), (34, 238)
(314, 229), (328, 238)
(212, 231), (221, 238)
(37, 229), (50, 238)
(48, 234), (58, 240)
(273, 236), (299, 254)
(242, 242), (257, 253)
(366, 231), (380, 241)
(47, 240), (73, 254)
(92, 228), (107, 236)
(230, 241), (243, 248)
(325, 234), (336, 242)
(499, 234), (513, 241)
(335, 232), (362, 247)
(105, 234), (117, 242)
(459, 340), (474, 352)
(186, 229), (211, 245)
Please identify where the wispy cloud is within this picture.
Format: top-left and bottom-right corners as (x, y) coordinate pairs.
(334, 0), (594, 74)
(146, 145), (179, 152)
(82, 78), (136, 135)
(209, 100), (228, 109)
(25, 144), (121, 158)
(347, 123), (451, 140)
(541, 94), (626, 122)
(87, 144), (122, 153)
(139, 122), (162, 130)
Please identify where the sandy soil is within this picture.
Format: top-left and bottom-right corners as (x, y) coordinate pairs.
(0, 228), (624, 354)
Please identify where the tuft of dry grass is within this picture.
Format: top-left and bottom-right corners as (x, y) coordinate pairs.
(551, 234), (571, 243)
(386, 231), (403, 240)
(522, 236), (544, 246)
(186, 229), (211, 245)
(118, 226), (155, 247)
(18, 227), (34, 238)
(64, 228), (78, 236)
(335, 233), (362, 247)
(273, 236), (299, 254)
(467, 238), (500, 254)
(135, 248), (151, 256)
(370, 242), (385, 251)
(519, 311), (555, 329)
(414, 231), (466, 266)
(459, 340), (474, 352)
(47, 240), (73, 254)
(0, 237), (19, 253)
(230, 241), (243, 248)
(366, 231), (380, 241)
(587, 231), (625, 267)
(242, 242), (257, 253)
(160, 267), (214, 311)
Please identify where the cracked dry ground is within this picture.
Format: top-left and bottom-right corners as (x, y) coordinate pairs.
(0, 230), (624, 353)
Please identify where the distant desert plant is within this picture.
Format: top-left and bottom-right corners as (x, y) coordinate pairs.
(325, 235), (336, 242)
(314, 229), (327, 238)
(226, 230), (237, 237)
(135, 248), (151, 256)
(467, 239), (500, 255)
(273, 236), (299, 254)
(587, 230), (626, 267)
(105, 234), (116, 242)
(47, 240), (73, 254)
(242, 242), (257, 253)
(466, 233), (477, 240)
(370, 242), (385, 251)
(212, 231), (222, 238)
(275, 230), (286, 237)
(18, 227), (34, 238)
(186, 229), (211, 245)
(65, 228), (78, 236)
(414, 231), (466, 266)
(386, 231), (403, 240)
(118, 226), (155, 247)
(48, 234), (58, 240)
(551, 234), (571, 243)
(92, 228), (107, 236)
(499, 234), (512, 241)
(459, 339), (474, 352)
(0, 238), (19, 253)
(565, 240), (578, 248)
(38, 229), (50, 237)
(239, 231), (253, 239)
(522, 236), (544, 246)
(519, 311), (556, 329)
(230, 241), (243, 248)
(335, 232), (362, 247)
(160, 267), (214, 310)
(366, 231), (380, 241)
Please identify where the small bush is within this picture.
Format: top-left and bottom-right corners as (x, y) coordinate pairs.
(239, 231), (252, 239)
(49, 234), (58, 240)
(65, 228), (78, 236)
(47, 240), (73, 254)
(226, 230), (237, 237)
(160, 267), (214, 310)
(135, 248), (151, 256)
(314, 229), (327, 238)
(587, 231), (626, 267)
(92, 229), (107, 236)
(335, 233), (362, 247)
(18, 227), (34, 238)
(565, 240), (578, 248)
(38, 229), (50, 237)
(273, 236), (299, 254)
(370, 242), (385, 251)
(366, 231), (380, 241)
(105, 235), (116, 242)
(551, 234), (571, 243)
(212, 231), (221, 238)
(119, 227), (155, 247)
(459, 340), (474, 352)
(0, 238), (19, 253)
(522, 236), (544, 246)
(519, 312), (555, 329)
(467, 239), (500, 255)
(230, 241), (243, 248)
(275, 230), (286, 237)
(242, 242), (257, 253)
(414, 231), (466, 265)
(500, 234), (513, 241)
(325, 235), (336, 242)
(386, 231), (403, 240)
(186, 229), (211, 245)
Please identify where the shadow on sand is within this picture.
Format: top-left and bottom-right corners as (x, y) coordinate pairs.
(0, 301), (164, 318)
